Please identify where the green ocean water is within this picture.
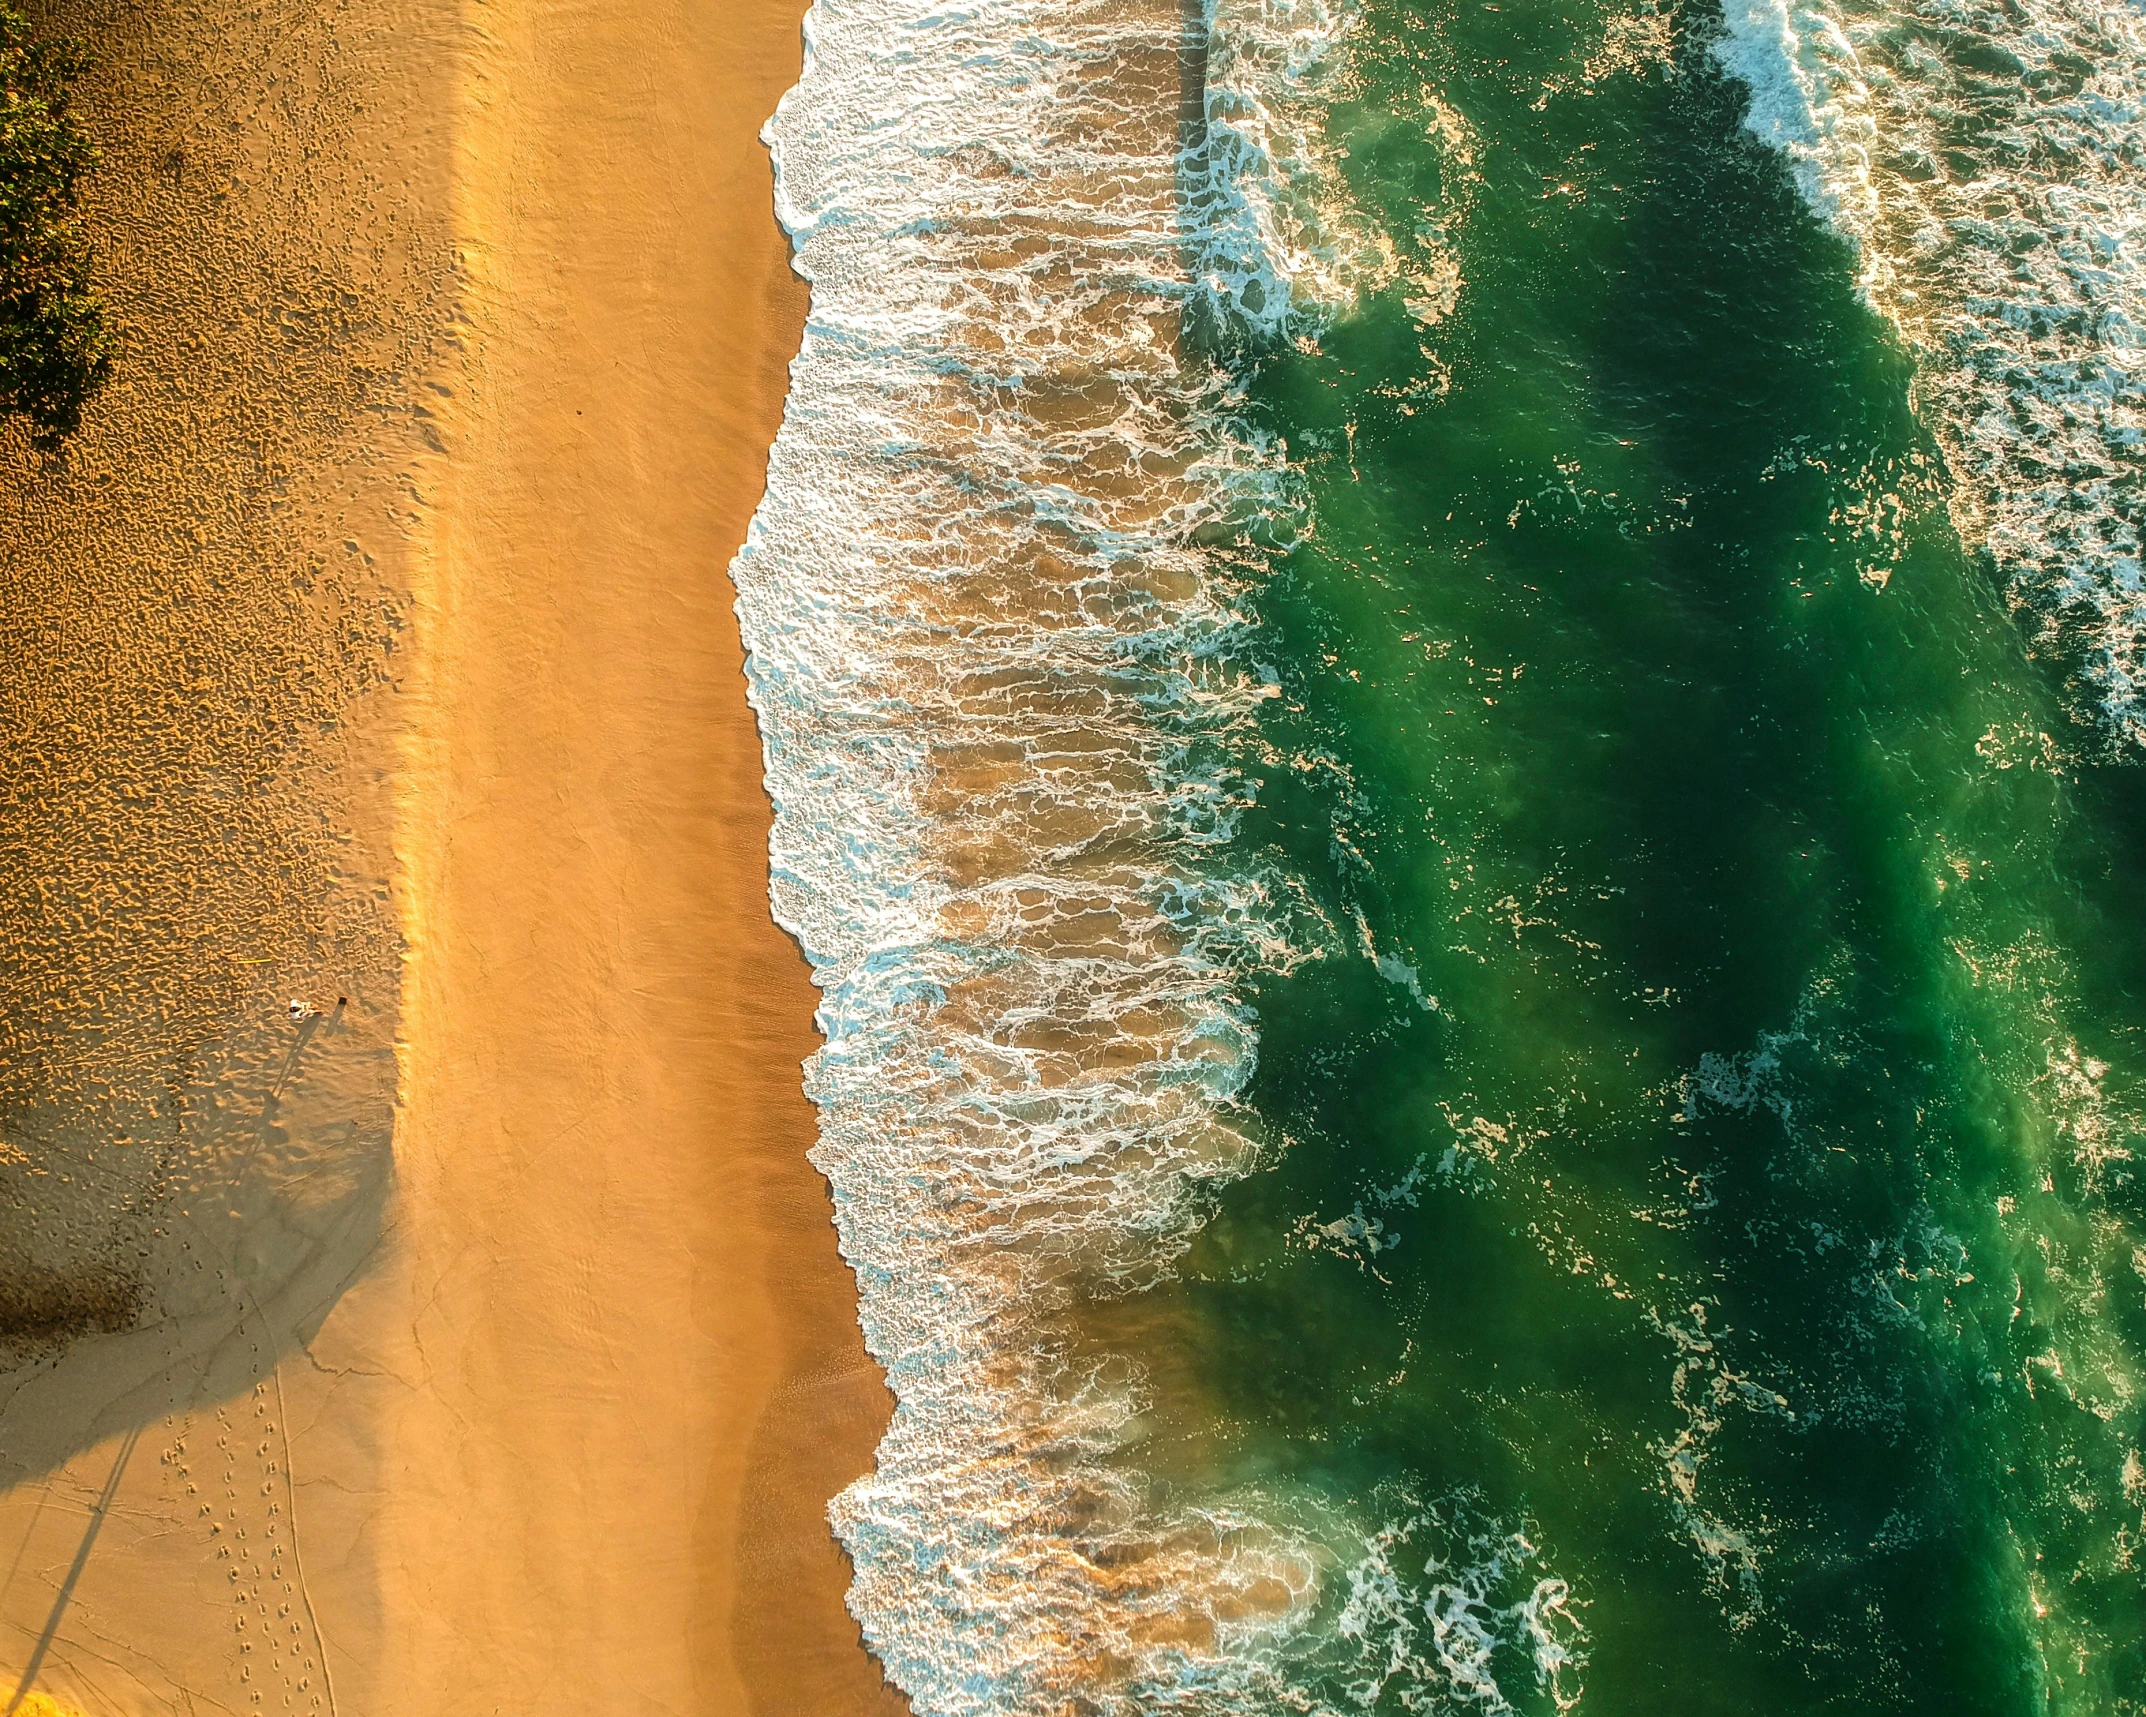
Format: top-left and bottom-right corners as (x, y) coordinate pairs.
(1099, 2), (2146, 1707)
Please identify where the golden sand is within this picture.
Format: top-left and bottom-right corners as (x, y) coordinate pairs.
(0, 0), (899, 1710)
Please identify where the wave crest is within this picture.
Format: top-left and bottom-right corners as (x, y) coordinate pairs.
(1715, 0), (2146, 748)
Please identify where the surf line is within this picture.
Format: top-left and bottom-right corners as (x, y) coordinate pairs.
(731, 0), (1370, 1704)
(1715, 0), (2146, 749)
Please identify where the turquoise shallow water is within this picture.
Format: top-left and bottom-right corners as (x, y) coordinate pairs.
(1092, 1), (2146, 1707)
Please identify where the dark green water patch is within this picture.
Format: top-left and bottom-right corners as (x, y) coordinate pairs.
(1098, 0), (2146, 1710)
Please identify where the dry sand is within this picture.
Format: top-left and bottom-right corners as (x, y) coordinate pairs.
(0, 0), (901, 1711)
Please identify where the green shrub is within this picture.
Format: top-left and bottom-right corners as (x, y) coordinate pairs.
(0, 3), (108, 448)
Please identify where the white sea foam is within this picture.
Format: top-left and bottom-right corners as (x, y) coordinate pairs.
(1329, 1503), (1588, 1715)
(1714, 0), (2146, 749)
(726, 0), (1475, 1706)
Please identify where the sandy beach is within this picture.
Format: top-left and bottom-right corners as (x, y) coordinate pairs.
(0, 0), (900, 1710)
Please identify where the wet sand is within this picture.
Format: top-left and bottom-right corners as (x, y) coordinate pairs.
(0, 0), (899, 1710)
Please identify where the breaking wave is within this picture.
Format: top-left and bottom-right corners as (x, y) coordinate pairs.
(1714, 0), (2146, 748)
(726, 0), (1562, 1706)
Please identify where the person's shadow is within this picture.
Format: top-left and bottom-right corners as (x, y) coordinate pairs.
(0, 987), (395, 1694)
(2, 1424), (141, 1716)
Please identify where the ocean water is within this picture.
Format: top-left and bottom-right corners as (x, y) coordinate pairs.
(732, 0), (2146, 1708)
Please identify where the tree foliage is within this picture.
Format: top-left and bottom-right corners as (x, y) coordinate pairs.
(0, 4), (107, 448)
